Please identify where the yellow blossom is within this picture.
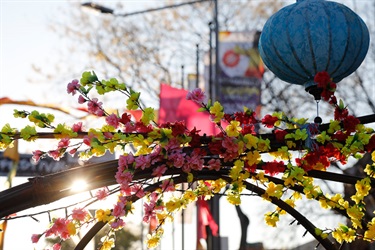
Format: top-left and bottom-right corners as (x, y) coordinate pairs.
(355, 177), (371, 197)
(264, 212), (279, 227)
(332, 224), (356, 244)
(95, 209), (113, 223)
(141, 107), (155, 125)
(67, 221), (76, 236)
(209, 101), (224, 123)
(265, 182), (283, 199)
(364, 218), (375, 241)
(257, 138), (270, 152)
(243, 134), (258, 150)
(364, 163), (375, 177)
(269, 146), (290, 160)
(227, 190), (241, 205)
(226, 120), (242, 137)
(156, 212), (173, 224)
(255, 171), (268, 183)
(183, 190), (197, 202)
(246, 151), (261, 166)
(100, 238), (115, 250)
(165, 197), (185, 212)
(230, 160), (244, 180)
(146, 233), (160, 249)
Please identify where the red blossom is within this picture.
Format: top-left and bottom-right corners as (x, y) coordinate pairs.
(365, 135), (375, 153)
(188, 128), (202, 147)
(244, 161), (257, 173)
(261, 114), (278, 128)
(314, 71), (331, 87)
(262, 161), (285, 176)
(171, 121), (186, 137)
(331, 130), (349, 142)
(135, 122), (153, 133)
(334, 107), (349, 121)
(343, 115), (360, 133)
(208, 139), (223, 155)
(241, 124), (255, 135)
(274, 129), (288, 142)
(120, 112), (132, 124)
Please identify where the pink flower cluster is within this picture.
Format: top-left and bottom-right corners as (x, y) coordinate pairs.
(67, 79), (81, 95)
(143, 193), (163, 223)
(186, 88), (206, 104)
(45, 218), (75, 240)
(87, 98), (104, 116)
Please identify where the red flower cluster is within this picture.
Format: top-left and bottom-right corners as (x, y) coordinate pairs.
(261, 114), (279, 128)
(262, 161), (285, 176)
(314, 71), (337, 103)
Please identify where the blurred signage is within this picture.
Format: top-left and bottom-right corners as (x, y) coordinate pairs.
(217, 30), (264, 113)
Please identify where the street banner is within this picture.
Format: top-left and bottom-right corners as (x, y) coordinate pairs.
(216, 30), (264, 114)
(158, 83), (220, 135)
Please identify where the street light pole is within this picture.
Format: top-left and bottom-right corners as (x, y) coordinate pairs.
(82, 0), (211, 17)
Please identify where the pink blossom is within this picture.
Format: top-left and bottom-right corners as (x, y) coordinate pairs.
(72, 122), (83, 132)
(95, 188), (109, 200)
(87, 98), (104, 116)
(152, 164), (167, 177)
(57, 138), (70, 149)
(78, 95), (86, 104)
(132, 184), (146, 198)
(185, 149), (205, 171)
(72, 208), (88, 221)
(83, 132), (96, 146)
(105, 114), (120, 128)
(160, 179), (175, 192)
(169, 152), (185, 168)
(207, 158), (221, 171)
(110, 219), (125, 230)
(69, 148), (77, 155)
(67, 79), (80, 95)
(164, 138), (180, 151)
(112, 202), (125, 217)
(48, 150), (61, 161)
(32, 150), (44, 163)
(135, 155), (151, 170)
(115, 171), (133, 189)
(118, 154), (135, 171)
(143, 201), (156, 223)
(31, 234), (41, 243)
(186, 88), (206, 104)
(53, 243), (61, 250)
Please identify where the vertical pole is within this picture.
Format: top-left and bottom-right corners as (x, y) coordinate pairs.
(208, 22), (213, 100)
(196, 44), (200, 88)
(181, 65), (185, 89)
(212, 1), (221, 249)
(182, 205), (185, 250)
(214, 0), (219, 103)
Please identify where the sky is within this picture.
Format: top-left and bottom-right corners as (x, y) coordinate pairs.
(0, 0), (373, 250)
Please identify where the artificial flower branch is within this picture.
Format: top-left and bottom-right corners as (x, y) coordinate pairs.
(1, 71), (375, 249)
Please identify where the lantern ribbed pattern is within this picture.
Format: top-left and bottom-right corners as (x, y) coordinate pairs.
(258, 0), (370, 89)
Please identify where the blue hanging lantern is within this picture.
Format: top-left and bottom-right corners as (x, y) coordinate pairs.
(258, 0), (370, 98)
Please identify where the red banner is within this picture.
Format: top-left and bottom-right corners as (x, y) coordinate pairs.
(158, 84), (220, 135)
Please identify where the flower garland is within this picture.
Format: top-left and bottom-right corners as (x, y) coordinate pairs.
(1, 71), (375, 250)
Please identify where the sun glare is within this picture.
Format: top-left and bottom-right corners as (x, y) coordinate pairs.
(70, 179), (88, 192)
